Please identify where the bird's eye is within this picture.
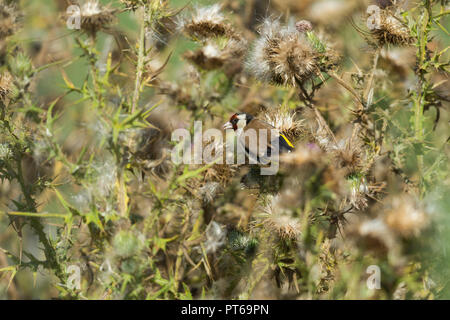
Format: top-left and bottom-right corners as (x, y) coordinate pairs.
(231, 119), (238, 125)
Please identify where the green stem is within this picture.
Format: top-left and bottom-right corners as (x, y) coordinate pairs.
(13, 156), (65, 281)
(132, 5), (147, 113)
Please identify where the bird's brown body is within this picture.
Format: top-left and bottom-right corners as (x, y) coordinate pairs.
(224, 113), (294, 164)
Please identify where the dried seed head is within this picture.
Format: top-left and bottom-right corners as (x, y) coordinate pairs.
(311, 118), (334, 150)
(280, 143), (322, 168)
(368, 8), (413, 46)
(178, 4), (238, 40)
(204, 221), (227, 254)
(351, 217), (398, 255)
(120, 0), (146, 11)
(119, 116), (172, 178)
(247, 18), (338, 88)
(384, 196), (429, 238)
(0, 71), (12, 100)
(184, 40), (246, 71)
(66, 1), (116, 36)
(375, 0), (395, 9)
(263, 108), (304, 142)
(307, 0), (355, 27)
(203, 138), (237, 184)
(247, 19), (318, 87)
(262, 195), (302, 240)
(199, 182), (222, 204)
(265, 214), (302, 240)
(332, 137), (365, 177)
(0, 3), (21, 40)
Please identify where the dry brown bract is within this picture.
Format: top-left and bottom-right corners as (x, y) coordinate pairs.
(184, 40), (246, 71)
(63, 1), (117, 36)
(247, 19), (317, 87)
(263, 195), (302, 240)
(247, 19), (338, 88)
(120, 0), (145, 11)
(369, 8), (413, 46)
(0, 3), (21, 40)
(384, 196), (429, 238)
(332, 137), (365, 177)
(0, 71), (12, 101)
(178, 4), (239, 40)
(263, 108), (305, 143)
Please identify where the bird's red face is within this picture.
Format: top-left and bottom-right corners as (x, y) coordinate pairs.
(223, 113), (247, 131)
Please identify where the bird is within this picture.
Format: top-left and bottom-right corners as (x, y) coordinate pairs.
(223, 113), (294, 164)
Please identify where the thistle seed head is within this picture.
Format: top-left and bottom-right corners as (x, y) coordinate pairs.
(264, 108), (304, 142)
(0, 2), (21, 40)
(369, 8), (413, 46)
(247, 18), (337, 88)
(0, 71), (12, 100)
(178, 4), (239, 40)
(280, 143), (322, 168)
(199, 182), (222, 204)
(65, 1), (117, 36)
(247, 19), (317, 87)
(262, 195), (302, 240)
(332, 137), (365, 177)
(204, 221), (227, 254)
(384, 196), (429, 238)
(352, 217), (398, 255)
(120, 0), (146, 11)
(184, 40), (246, 71)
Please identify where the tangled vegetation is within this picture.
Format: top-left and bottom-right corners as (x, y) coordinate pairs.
(0, 0), (449, 299)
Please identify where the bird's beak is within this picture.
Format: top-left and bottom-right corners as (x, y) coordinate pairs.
(223, 122), (233, 130)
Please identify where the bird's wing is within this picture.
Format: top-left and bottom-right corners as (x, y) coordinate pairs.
(238, 119), (293, 163)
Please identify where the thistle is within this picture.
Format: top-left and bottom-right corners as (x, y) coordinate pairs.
(120, 0), (146, 11)
(367, 7), (413, 46)
(280, 143), (322, 168)
(178, 4), (238, 40)
(65, 1), (117, 37)
(204, 221), (227, 254)
(184, 42), (224, 70)
(263, 108), (304, 143)
(262, 195), (302, 240)
(0, 71), (12, 101)
(332, 137), (365, 177)
(0, 2), (21, 40)
(185, 39), (246, 71)
(246, 18), (338, 88)
(349, 216), (399, 256)
(384, 196), (429, 238)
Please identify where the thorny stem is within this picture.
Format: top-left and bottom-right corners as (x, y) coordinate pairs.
(132, 5), (148, 113)
(363, 48), (381, 104)
(328, 71), (365, 110)
(12, 156), (64, 281)
(414, 3), (433, 195)
(173, 207), (190, 292)
(296, 80), (338, 147)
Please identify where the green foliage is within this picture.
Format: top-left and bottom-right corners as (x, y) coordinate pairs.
(0, 0), (448, 300)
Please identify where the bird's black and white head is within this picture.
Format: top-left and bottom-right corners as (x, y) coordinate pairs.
(223, 113), (253, 131)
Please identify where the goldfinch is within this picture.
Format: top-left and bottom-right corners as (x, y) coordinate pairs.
(223, 113), (294, 164)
